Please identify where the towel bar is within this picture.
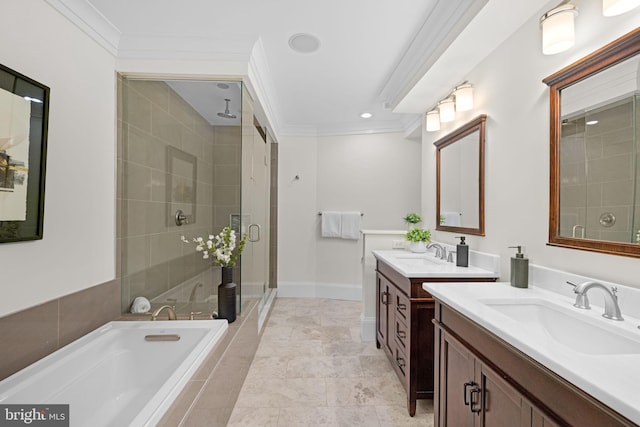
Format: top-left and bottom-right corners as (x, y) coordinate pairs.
(318, 212), (364, 216)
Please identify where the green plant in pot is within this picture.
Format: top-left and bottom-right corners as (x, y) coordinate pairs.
(406, 227), (431, 253)
(403, 212), (423, 225)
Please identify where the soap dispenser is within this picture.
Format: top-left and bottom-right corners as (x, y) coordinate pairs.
(508, 246), (528, 288)
(456, 236), (468, 267)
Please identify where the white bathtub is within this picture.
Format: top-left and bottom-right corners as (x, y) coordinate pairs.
(0, 320), (228, 427)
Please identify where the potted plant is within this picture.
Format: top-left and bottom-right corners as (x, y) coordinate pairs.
(405, 227), (431, 253)
(403, 212), (423, 226)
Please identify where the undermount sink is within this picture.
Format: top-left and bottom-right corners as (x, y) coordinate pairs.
(392, 254), (445, 265)
(480, 298), (640, 356)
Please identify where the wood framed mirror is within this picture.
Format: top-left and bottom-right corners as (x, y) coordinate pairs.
(544, 28), (640, 258)
(435, 114), (486, 236)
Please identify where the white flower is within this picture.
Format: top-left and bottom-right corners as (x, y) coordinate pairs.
(181, 226), (246, 267)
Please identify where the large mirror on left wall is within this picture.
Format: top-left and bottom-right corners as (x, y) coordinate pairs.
(435, 114), (486, 236)
(0, 64), (49, 242)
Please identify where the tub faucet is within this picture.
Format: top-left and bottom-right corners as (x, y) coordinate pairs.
(427, 243), (446, 260)
(566, 281), (624, 321)
(151, 305), (177, 321)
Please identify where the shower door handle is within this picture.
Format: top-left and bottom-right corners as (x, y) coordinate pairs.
(248, 224), (261, 242)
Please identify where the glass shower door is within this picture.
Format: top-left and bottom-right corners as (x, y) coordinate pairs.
(240, 102), (269, 313)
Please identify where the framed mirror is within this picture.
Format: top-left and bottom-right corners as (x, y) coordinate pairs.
(435, 114), (486, 236)
(544, 27), (640, 258)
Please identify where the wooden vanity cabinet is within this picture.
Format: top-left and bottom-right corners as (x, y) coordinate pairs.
(433, 300), (637, 427)
(375, 259), (496, 417)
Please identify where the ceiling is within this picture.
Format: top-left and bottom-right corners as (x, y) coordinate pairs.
(46, 0), (552, 138)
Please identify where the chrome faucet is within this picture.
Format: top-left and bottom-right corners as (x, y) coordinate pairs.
(427, 243), (447, 260)
(566, 281), (624, 321)
(151, 305), (177, 321)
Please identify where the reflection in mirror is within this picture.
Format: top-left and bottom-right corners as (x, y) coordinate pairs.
(435, 115), (486, 236)
(544, 27), (640, 257)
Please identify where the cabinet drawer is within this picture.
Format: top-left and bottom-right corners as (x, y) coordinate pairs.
(395, 290), (409, 322)
(394, 315), (409, 353)
(394, 345), (407, 378)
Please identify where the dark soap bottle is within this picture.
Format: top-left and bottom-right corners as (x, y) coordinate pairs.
(509, 245), (529, 288)
(456, 236), (468, 267)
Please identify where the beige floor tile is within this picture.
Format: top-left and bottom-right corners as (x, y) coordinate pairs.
(325, 377), (406, 407)
(359, 355), (394, 377)
(245, 355), (291, 379)
(291, 325), (353, 342)
(230, 297), (434, 425)
(235, 377), (327, 408)
(256, 339), (324, 357)
(376, 403), (435, 427)
(227, 407), (280, 427)
(285, 355), (363, 378)
(277, 406), (382, 427)
(323, 340), (382, 357)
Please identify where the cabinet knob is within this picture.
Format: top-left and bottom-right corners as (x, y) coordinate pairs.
(396, 330), (406, 340)
(396, 357), (405, 368)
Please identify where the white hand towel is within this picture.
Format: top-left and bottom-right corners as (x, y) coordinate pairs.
(130, 296), (151, 314)
(441, 211), (461, 226)
(321, 211), (342, 238)
(341, 212), (361, 240)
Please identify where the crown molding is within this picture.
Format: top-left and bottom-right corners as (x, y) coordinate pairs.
(117, 34), (255, 61)
(45, 0), (120, 55)
(278, 117), (419, 137)
(378, 0), (488, 111)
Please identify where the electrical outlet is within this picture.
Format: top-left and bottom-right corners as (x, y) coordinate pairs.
(392, 240), (406, 249)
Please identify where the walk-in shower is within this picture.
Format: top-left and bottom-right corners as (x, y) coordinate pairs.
(117, 77), (276, 321)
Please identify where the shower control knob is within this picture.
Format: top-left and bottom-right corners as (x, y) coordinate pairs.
(175, 210), (188, 226)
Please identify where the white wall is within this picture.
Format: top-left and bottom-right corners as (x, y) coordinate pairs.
(0, 2), (116, 316)
(422, 1), (640, 288)
(279, 132), (421, 297)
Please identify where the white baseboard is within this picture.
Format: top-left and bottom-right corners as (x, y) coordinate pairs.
(258, 289), (277, 332)
(360, 316), (376, 342)
(278, 282), (361, 301)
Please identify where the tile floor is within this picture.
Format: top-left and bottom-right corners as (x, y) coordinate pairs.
(227, 298), (434, 426)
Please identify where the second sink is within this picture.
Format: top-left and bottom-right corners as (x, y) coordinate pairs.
(480, 298), (640, 356)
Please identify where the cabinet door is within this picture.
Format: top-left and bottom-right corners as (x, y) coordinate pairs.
(376, 274), (393, 352)
(476, 361), (531, 427)
(531, 407), (561, 427)
(438, 329), (475, 427)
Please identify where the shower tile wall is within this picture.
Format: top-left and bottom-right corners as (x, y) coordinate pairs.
(560, 99), (637, 242)
(118, 78), (241, 312)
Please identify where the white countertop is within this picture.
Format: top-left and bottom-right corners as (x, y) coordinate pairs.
(372, 249), (499, 278)
(424, 281), (640, 424)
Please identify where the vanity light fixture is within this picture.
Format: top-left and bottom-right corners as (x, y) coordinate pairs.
(454, 83), (473, 112)
(425, 81), (476, 132)
(603, 0), (640, 16)
(438, 98), (455, 123)
(540, 1), (578, 55)
(426, 110), (440, 131)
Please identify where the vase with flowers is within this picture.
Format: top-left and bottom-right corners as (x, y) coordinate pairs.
(182, 227), (247, 322)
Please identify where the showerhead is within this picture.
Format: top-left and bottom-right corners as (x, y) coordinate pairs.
(217, 98), (237, 119)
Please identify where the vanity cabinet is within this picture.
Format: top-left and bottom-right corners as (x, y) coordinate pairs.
(433, 300), (637, 427)
(375, 259), (496, 416)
